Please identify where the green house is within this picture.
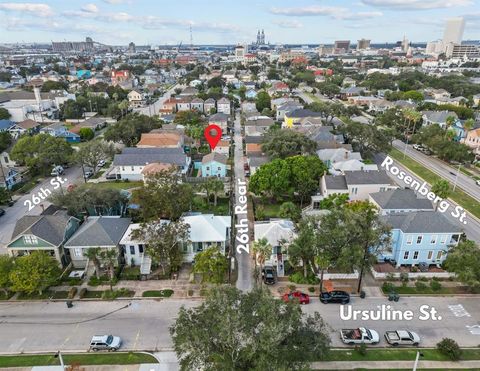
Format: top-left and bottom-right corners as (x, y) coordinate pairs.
(7, 211), (80, 267)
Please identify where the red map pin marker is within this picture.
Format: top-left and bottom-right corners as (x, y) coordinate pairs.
(204, 124), (222, 150)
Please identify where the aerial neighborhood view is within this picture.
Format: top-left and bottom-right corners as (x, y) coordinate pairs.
(1, 0), (480, 370)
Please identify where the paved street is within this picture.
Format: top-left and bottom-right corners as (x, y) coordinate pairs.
(393, 140), (480, 202)
(233, 111), (253, 292)
(132, 84), (180, 116)
(375, 153), (480, 242)
(1, 296), (479, 353)
(0, 166), (84, 252)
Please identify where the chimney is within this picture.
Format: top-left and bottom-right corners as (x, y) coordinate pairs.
(33, 86), (41, 106)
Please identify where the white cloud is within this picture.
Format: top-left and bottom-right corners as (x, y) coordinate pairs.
(81, 3), (99, 13)
(269, 6), (383, 20)
(361, 0), (473, 10)
(102, 0), (130, 4)
(0, 2), (53, 17)
(273, 20), (303, 28)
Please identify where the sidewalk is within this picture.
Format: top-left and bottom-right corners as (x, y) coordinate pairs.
(311, 360), (480, 369)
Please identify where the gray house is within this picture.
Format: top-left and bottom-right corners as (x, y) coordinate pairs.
(369, 189), (434, 215)
(65, 216), (132, 268)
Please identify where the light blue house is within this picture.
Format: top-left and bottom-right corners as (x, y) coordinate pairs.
(201, 152), (228, 178)
(76, 70), (92, 79)
(41, 124), (80, 143)
(0, 167), (22, 190)
(245, 89), (257, 99)
(0, 120), (15, 132)
(450, 119), (467, 142)
(379, 211), (462, 268)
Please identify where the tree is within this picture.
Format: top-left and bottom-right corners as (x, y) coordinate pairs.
(345, 201), (392, 293)
(170, 286), (330, 370)
(255, 90), (271, 112)
(0, 187), (10, 204)
(76, 140), (114, 174)
(85, 248), (102, 279)
(287, 155), (326, 206)
(137, 220), (190, 276)
(340, 119), (393, 158)
(60, 99), (85, 119)
(279, 201), (301, 222)
(192, 246), (228, 283)
(444, 240), (480, 293)
(9, 252), (61, 295)
(0, 256), (14, 294)
(252, 238), (272, 284)
(261, 130), (317, 159)
(288, 217), (318, 279)
(133, 168), (194, 221)
(79, 127), (95, 141)
(0, 132), (12, 153)
(317, 193), (349, 210)
(210, 177), (224, 206)
(104, 113), (161, 147)
(10, 134), (74, 175)
(100, 249), (118, 290)
(0, 107), (11, 120)
(431, 180), (450, 210)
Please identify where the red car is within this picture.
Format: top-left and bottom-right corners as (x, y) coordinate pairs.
(282, 291), (310, 305)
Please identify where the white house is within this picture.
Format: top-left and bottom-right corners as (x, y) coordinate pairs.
(127, 90), (145, 108)
(216, 97), (231, 115)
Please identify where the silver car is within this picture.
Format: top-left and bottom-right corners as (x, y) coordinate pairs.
(89, 335), (122, 351)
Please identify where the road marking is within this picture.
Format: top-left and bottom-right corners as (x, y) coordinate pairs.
(466, 325), (480, 335)
(132, 329), (141, 350)
(448, 304), (471, 317)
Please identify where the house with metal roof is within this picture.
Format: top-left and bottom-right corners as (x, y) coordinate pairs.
(7, 211), (81, 266)
(369, 189), (434, 215)
(379, 211), (463, 267)
(65, 216), (132, 268)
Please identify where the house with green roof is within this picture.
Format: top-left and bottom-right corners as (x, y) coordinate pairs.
(7, 211), (80, 266)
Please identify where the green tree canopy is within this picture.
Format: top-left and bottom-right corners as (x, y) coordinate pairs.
(192, 246), (228, 283)
(261, 130), (317, 159)
(444, 240), (480, 293)
(255, 90), (271, 112)
(0, 107), (11, 120)
(170, 286), (331, 370)
(104, 113), (162, 146)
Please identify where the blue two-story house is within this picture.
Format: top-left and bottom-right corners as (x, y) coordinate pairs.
(201, 152), (228, 178)
(379, 211), (462, 268)
(40, 124), (81, 143)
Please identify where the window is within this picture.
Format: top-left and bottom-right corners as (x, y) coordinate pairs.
(379, 187), (385, 192)
(437, 251), (444, 260)
(73, 248), (83, 257)
(450, 234), (460, 244)
(138, 244), (144, 254)
(440, 235), (447, 244)
(428, 251), (433, 260)
(195, 242), (203, 252)
(406, 235), (413, 245)
(403, 251), (409, 260)
(206, 166), (210, 171)
(430, 235), (437, 244)
(131, 166), (134, 171)
(122, 166), (125, 171)
(218, 167), (221, 171)
(24, 235), (38, 244)
(130, 246), (135, 255)
(416, 236), (423, 244)
(413, 251), (419, 260)
(351, 187), (358, 195)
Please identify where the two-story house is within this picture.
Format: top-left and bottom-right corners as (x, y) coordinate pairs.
(201, 152), (228, 177)
(203, 98), (216, 114)
(217, 97), (231, 115)
(369, 189), (434, 215)
(127, 90), (145, 108)
(208, 113), (229, 134)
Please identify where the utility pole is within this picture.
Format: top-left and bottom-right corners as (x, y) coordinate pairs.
(453, 163), (461, 192)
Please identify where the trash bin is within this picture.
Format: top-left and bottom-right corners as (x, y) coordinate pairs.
(66, 301), (73, 308)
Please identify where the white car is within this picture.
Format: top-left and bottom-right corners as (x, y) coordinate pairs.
(97, 160), (106, 167)
(89, 335), (122, 351)
(340, 327), (380, 345)
(476, 180), (480, 186)
(84, 170), (93, 178)
(385, 330), (420, 346)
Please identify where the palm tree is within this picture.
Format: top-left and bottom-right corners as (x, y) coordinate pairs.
(464, 118), (475, 132)
(85, 248), (102, 279)
(445, 116), (456, 139)
(252, 238), (272, 285)
(100, 249), (118, 290)
(431, 180), (450, 211)
(211, 178), (224, 206)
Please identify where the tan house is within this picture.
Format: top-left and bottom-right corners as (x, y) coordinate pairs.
(137, 132), (184, 148)
(463, 128), (480, 155)
(127, 90), (145, 108)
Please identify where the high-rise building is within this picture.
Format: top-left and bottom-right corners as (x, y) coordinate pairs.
(52, 36), (94, 52)
(334, 40), (350, 53)
(446, 43), (480, 58)
(357, 39), (371, 50)
(128, 42), (136, 53)
(426, 40), (445, 55)
(443, 17), (465, 46)
(255, 29), (266, 45)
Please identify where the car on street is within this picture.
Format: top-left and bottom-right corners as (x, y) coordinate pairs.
(413, 144), (423, 150)
(449, 171), (456, 176)
(320, 290), (350, 304)
(84, 170), (94, 178)
(97, 160), (106, 167)
(0, 208), (5, 217)
(89, 335), (122, 351)
(282, 291), (310, 305)
(340, 327), (380, 345)
(476, 180), (480, 186)
(261, 266), (277, 285)
(50, 165), (64, 177)
(385, 330), (420, 346)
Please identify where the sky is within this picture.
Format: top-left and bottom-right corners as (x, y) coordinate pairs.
(0, 0), (479, 45)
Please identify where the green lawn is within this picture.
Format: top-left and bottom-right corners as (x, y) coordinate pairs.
(324, 348), (480, 362)
(142, 289), (174, 298)
(382, 285), (467, 295)
(83, 290), (104, 299)
(388, 148), (480, 219)
(85, 181), (143, 191)
(16, 290), (69, 300)
(192, 195), (230, 215)
(0, 352), (157, 367)
(0, 291), (14, 300)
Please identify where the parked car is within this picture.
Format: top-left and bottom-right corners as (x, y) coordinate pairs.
(84, 170), (93, 179)
(282, 291), (310, 305)
(476, 180), (480, 186)
(340, 328), (379, 345)
(413, 144), (423, 150)
(0, 208), (5, 217)
(97, 160), (106, 167)
(106, 173), (118, 180)
(320, 290), (350, 304)
(261, 266), (277, 285)
(384, 330), (420, 346)
(89, 335), (122, 351)
(50, 165), (64, 177)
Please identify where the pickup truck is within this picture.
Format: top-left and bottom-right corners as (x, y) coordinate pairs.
(340, 327), (379, 345)
(384, 330), (420, 346)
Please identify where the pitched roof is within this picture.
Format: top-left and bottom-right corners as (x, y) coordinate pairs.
(370, 189), (434, 210)
(137, 132), (181, 147)
(285, 109), (323, 118)
(202, 152), (228, 165)
(113, 147), (187, 166)
(141, 162), (173, 175)
(209, 113), (229, 122)
(422, 111), (458, 123)
(324, 175), (348, 190)
(0, 120), (15, 131)
(16, 119), (40, 129)
(382, 211), (462, 234)
(181, 214), (230, 242)
(65, 216), (132, 248)
(10, 211), (75, 247)
(344, 170), (393, 185)
(254, 219), (296, 246)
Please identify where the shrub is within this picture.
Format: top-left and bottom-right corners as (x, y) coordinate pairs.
(417, 276), (428, 282)
(437, 338), (462, 361)
(288, 271), (320, 285)
(287, 284), (296, 292)
(142, 289), (174, 298)
(399, 272), (409, 286)
(355, 343), (367, 356)
(308, 286), (315, 293)
(67, 287), (77, 299)
(187, 289), (194, 297)
(415, 281), (427, 291)
(382, 282), (395, 293)
(385, 273), (395, 281)
(79, 288), (87, 299)
(411, 266), (418, 272)
(430, 279), (442, 291)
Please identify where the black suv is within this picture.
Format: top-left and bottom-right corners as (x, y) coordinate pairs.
(320, 290), (350, 304)
(261, 266), (277, 285)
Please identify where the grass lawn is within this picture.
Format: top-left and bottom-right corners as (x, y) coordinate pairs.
(142, 289), (174, 298)
(83, 290), (104, 299)
(253, 198), (290, 220)
(324, 348), (480, 362)
(388, 148), (480, 219)
(16, 290), (68, 300)
(0, 291), (14, 300)
(85, 181), (143, 191)
(382, 285), (467, 295)
(0, 352), (157, 367)
(192, 195), (230, 215)
(120, 266), (140, 280)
